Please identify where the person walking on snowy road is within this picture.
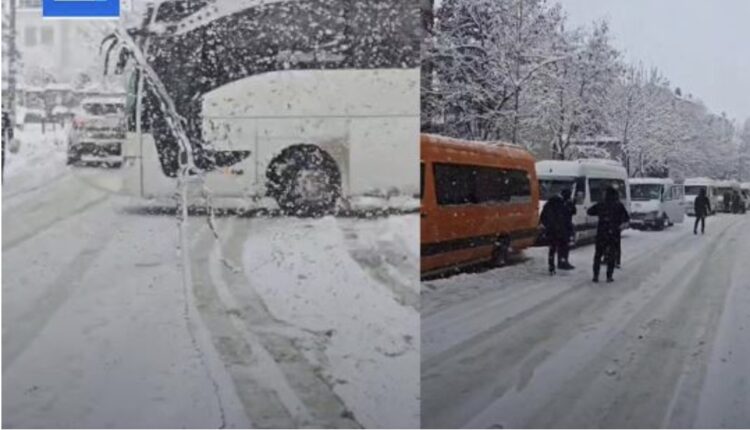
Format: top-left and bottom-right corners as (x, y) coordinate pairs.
(540, 192), (574, 275)
(587, 187), (630, 283)
(559, 188), (577, 269)
(694, 188), (711, 234)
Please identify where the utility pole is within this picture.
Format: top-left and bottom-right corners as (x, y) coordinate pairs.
(7, 0), (18, 127)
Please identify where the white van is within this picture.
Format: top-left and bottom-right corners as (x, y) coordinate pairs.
(742, 183), (750, 210)
(628, 178), (685, 230)
(714, 180), (742, 213)
(536, 159), (630, 243)
(684, 177), (718, 216)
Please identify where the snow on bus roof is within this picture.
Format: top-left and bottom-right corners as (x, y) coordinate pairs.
(422, 133), (523, 148)
(422, 133), (533, 158)
(80, 96), (126, 105)
(684, 177), (715, 185)
(629, 177), (674, 185)
(713, 179), (740, 188)
(535, 158), (626, 178)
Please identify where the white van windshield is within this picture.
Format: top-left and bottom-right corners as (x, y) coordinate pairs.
(685, 185), (706, 196)
(539, 179), (574, 201)
(589, 178), (627, 203)
(631, 184), (662, 201)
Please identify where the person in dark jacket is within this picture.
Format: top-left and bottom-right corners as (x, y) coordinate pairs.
(694, 188), (711, 234)
(723, 191), (732, 213)
(732, 191), (742, 214)
(587, 186), (630, 282)
(540, 193), (573, 275)
(2, 111), (12, 182)
(559, 188), (577, 269)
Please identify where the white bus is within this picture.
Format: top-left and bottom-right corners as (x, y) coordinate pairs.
(714, 180), (741, 213)
(109, 0), (419, 215)
(628, 178), (685, 230)
(742, 183), (750, 210)
(536, 159), (630, 243)
(684, 177), (718, 216)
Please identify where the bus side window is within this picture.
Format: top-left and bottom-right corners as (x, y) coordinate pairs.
(506, 169), (531, 203)
(434, 163), (478, 206)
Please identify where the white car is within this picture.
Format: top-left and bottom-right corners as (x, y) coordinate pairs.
(629, 178), (685, 230)
(67, 97), (126, 168)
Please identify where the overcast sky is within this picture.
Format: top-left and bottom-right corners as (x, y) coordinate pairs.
(557, 0), (750, 123)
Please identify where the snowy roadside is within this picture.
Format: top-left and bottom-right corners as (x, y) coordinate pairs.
(240, 215), (420, 428)
(3, 124), (69, 203)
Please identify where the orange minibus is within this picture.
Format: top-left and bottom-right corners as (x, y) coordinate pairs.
(421, 134), (540, 277)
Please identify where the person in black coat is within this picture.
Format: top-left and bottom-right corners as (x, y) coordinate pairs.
(540, 193), (573, 275)
(694, 188), (711, 234)
(732, 191), (742, 214)
(723, 191), (732, 212)
(2, 111), (12, 182)
(587, 186), (630, 282)
(559, 188), (577, 269)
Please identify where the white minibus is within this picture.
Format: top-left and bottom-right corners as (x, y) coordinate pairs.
(684, 177), (718, 216)
(628, 178), (685, 230)
(714, 180), (741, 213)
(536, 159), (630, 243)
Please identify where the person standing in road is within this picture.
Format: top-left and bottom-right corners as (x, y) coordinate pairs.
(732, 191), (742, 214)
(559, 188), (577, 269)
(2, 111), (12, 182)
(587, 187), (630, 283)
(694, 188), (711, 234)
(723, 191), (732, 213)
(540, 191), (574, 275)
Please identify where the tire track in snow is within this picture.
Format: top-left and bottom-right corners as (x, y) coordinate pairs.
(518, 216), (744, 428)
(336, 218), (419, 310)
(3, 176), (109, 250)
(2, 203), (123, 371)
(188, 217), (360, 428)
(692, 215), (750, 428)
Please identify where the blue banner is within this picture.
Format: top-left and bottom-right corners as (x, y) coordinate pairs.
(43, 0), (120, 18)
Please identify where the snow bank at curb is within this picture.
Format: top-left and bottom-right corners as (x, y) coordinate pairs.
(242, 215), (419, 428)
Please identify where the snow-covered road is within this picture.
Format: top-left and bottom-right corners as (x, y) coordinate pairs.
(422, 215), (750, 428)
(3, 159), (419, 428)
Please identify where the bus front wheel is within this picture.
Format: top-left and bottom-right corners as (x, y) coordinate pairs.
(266, 145), (341, 217)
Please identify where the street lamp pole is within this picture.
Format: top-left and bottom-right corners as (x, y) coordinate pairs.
(7, 0), (18, 126)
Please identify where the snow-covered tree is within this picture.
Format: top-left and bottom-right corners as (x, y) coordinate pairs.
(739, 118), (750, 181)
(425, 0), (566, 143)
(529, 20), (621, 159)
